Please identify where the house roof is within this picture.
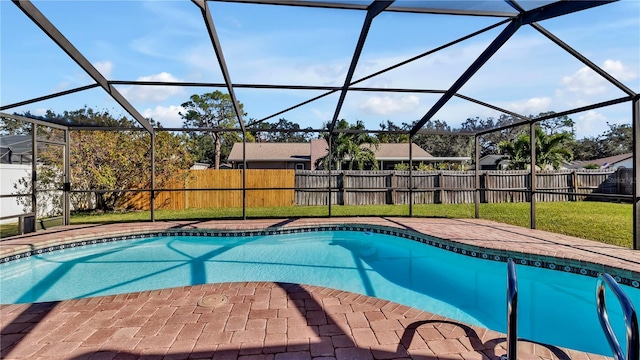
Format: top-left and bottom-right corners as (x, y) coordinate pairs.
(363, 143), (432, 160)
(569, 153), (632, 169)
(479, 154), (509, 164)
(0, 135), (32, 155)
(228, 141), (434, 163)
(227, 143), (312, 162)
(1, 135), (34, 164)
(480, 154), (506, 161)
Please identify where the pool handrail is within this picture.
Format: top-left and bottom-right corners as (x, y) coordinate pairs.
(596, 273), (639, 360)
(506, 259), (518, 360)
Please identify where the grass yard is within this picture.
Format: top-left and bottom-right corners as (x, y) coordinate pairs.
(1, 201), (631, 247)
(0, 217), (64, 240)
(61, 201), (633, 248)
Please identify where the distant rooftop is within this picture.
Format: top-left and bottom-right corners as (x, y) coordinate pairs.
(227, 141), (439, 163)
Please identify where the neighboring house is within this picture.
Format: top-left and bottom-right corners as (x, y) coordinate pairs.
(227, 141), (321, 170)
(190, 162), (210, 170)
(227, 139), (470, 170)
(0, 135), (34, 224)
(566, 153), (633, 170)
(365, 143), (471, 170)
(478, 154), (510, 170)
(0, 135), (32, 164)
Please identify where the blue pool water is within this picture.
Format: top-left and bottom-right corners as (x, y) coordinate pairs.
(1, 230), (638, 355)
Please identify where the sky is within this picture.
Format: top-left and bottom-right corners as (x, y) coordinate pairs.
(1, 0), (639, 139)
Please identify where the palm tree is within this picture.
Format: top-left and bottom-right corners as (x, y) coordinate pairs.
(316, 119), (380, 170)
(497, 126), (573, 170)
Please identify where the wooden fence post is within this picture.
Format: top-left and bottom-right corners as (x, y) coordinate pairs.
(438, 171), (444, 204)
(571, 169), (577, 202)
(390, 172), (396, 205)
(341, 172), (346, 206)
(184, 174), (188, 210)
(483, 171), (489, 203)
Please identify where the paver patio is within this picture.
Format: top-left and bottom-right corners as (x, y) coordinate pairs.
(2, 217), (636, 360)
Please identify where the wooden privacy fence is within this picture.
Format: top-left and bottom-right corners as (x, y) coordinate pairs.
(294, 169), (629, 206)
(128, 169), (295, 210)
(127, 168), (630, 209)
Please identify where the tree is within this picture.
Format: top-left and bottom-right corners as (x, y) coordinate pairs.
(9, 109), (194, 212)
(569, 136), (601, 161)
(408, 119), (472, 158)
(377, 120), (409, 143)
(497, 126), (573, 170)
(566, 122), (631, 161)
(459, 115), (527, 157)
(70, 111), (194, 210)
(599, 123), (631, 157)
(251, 118), (313, 143)
(316, 120), (380, 170)
(180, 91), (245, 169)
(538, 111), (575, 135)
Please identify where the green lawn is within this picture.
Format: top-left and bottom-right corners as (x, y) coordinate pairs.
(0, 217), (64, 239)
(2, 202), (631, 248)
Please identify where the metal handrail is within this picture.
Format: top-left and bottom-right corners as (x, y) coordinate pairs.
(506, 259), (518, 360)
(596, 273), (639, 360)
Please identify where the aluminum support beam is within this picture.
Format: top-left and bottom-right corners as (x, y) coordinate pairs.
(0, 84), (100, 111)
(409, 136), (413, 216)
(410, 0), (616, 136)
(633, 96), (640, 249)
(410, 20), (521, 135)
(150, 132), (156, 222)
(12, 1), (154, 134)
(31, 123), (37, 229)
(156, 127), (474, 136)
(530, 122), (537, 229)
(328, 135), (333, 217)
(64, 129), (71, 225)
(0, 112), (68, 131)
(250, 19), (508, 127)
(475, 135), (480, 218)
(328, 0), (393, 133)
(210, 0), (516, 17)
(194, 0), (246, 133)
(520, 0), (614, 24)
(454, 93), (529, 121)
(505, 0), (525, 13)
(532, 23), (636, 97)
(410, 19), (521, 136)
(242, 133), (247, 220)
(475, 96), (633, 136)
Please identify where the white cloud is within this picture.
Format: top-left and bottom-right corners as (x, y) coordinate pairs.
(561, 67), (607, 96)
(33, 108), (48, 117)
(120, 72), (185, 103)
(230, 56), (349, 86)
(507, 97), (552, 115)
(93, 61), (114, 78)
(602, 59), (637, 81)
(560, 59), (637, 96)
(576, 110), (608, 138)
(52, 81), (73, 93)
(358, 95), (420, 116)
(142, 105), (184, 127)
(138, 72), (180, 83)
(310, 108), (332, 123)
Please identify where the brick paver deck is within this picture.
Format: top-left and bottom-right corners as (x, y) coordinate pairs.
(2, 217), (635, 360)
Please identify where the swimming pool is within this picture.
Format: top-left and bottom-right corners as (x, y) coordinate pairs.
(1, 226), (638, 356)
